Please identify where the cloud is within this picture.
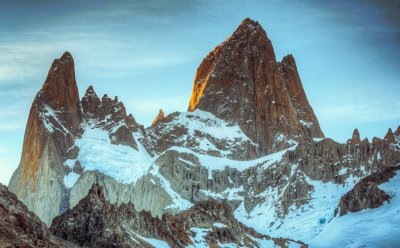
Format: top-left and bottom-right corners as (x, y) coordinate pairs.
(318, 101), (400, 124)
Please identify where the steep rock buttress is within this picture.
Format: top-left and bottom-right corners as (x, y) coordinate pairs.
(8, 52), (82, 225)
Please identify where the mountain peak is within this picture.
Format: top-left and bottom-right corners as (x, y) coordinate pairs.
(347, 128), (361, 145)
(385, 128), (395, 143)
(86, 85), (95, 93)
(395, 126), (400, 136)
(235, 18), (263, 34)
(152, 108), (165, 126)
(187, 19), (323, 155)
(60, 51), (73, 62)
(229, 18), (274, 58)
(353, 128), (361, 141)
(38, 52), (80, 112)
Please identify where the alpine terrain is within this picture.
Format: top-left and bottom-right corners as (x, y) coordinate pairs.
(4, 18), (400, 247)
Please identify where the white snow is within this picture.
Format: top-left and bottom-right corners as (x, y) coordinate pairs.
(310, 171), (400, 247)
(39, 104), (71, 134)
(63, 172), (80, 189)
(147, 109), (258, 158)
(123, 225), (170, 247)
(166, 143), (297, 177)
(213, 222), (226, 228)
(136, 235), (170, 248)
(201, 186), (244, 201)
(233, 168), (362, 244)
(177, 110), (253, 142)
(149, 164), (193, 211)
(246, 234), (278, 248)
(338, 167), (348, 176)
(187, 227), (212, 248)
(64, 126), (152, 187)
(299, 120), (314, 128)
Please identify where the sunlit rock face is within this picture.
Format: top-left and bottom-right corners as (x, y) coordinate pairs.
(151, 108), (165, 126)
(8, 52), (82, 226)
(188, 18), (324, 155)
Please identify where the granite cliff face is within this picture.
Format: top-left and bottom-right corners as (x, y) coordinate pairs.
(7, 18), (400, 247)
(188, 18), (324, 155)
(8, 52), (81, 226)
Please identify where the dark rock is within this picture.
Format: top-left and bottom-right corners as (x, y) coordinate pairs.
(0, 183), (79, 247)
(338, 166), (398, 216)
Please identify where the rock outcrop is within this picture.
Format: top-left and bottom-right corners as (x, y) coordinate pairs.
(142, 110), (258, 160)
(51, 184), (305, 248)
(338, 166), (398, 216)
(81, 86), (138, 149)
(52, 183), (180, 248)
(188, 18), (324, 154)
(0, 183), (78, 248)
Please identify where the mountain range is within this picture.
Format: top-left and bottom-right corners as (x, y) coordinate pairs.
(2, 18), (400, 248)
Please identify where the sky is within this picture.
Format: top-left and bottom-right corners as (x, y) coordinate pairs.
(0, 0), (399, 184)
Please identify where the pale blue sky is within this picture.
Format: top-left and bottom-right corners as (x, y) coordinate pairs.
(0, 0), (399, 184)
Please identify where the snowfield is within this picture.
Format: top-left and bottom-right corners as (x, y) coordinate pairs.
(64, 126), (153, 187)
(310, 172), (400, 247)
(60, 111), (399, 248)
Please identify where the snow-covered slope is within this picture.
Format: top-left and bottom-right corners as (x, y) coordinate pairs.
(142, 110), (259, 160)
(64, 125), (152, 187)
(234, 172), (362, 243)
(310, 171), (400, 247)
(60, 118), (400, 247)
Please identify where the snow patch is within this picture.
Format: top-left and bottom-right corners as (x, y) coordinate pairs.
(70, 126), (152, 184)
(167, 143), (296, 177)
(299, 120), (313, 128)
(63, 172), (80, 189)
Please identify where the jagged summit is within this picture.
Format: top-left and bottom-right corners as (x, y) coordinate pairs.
(85, 85), (96, 95)
(188, 18), (323, 155)
(38, 51), (81, 126)
(232, 18), (271, 41)
(60, 51), (73, 61)
(151, 108), (165, 126)
(385, 128), (395, 143)
(347, 129), (361, 145)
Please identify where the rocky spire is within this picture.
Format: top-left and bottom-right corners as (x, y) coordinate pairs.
(384, 128), (395, 143)
(82, 85), (102, 118)
(188, 18), (324, 154)
(347, 129), (361, 145)
(395, 126), (400, 136)
(8, 52), (83, 225)
(151, 108), (165, 126)
(37, 51), (82, 132)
